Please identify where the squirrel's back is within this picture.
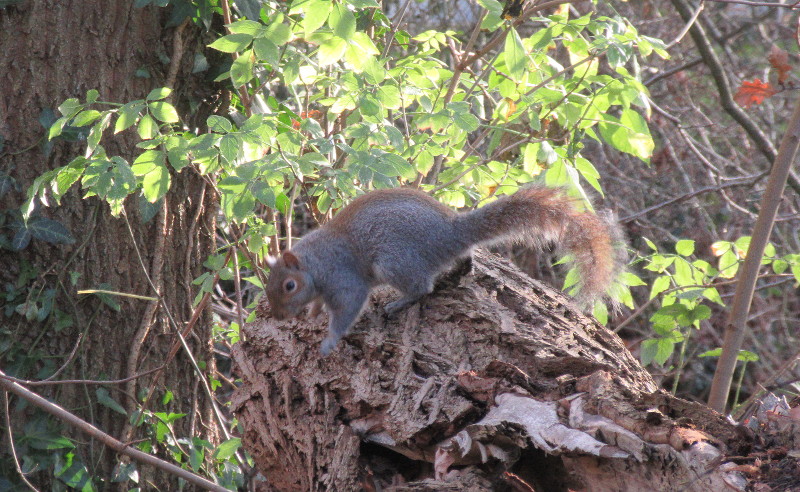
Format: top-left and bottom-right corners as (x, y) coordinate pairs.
(320, 188), (472, 274)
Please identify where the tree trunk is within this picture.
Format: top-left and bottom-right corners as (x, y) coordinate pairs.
(0, 1), (219, 488)
(232, 251), (753, 491)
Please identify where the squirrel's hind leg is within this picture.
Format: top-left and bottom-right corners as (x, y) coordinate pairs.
(384, 276), (435, 316)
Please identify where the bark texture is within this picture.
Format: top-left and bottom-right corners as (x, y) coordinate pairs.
(232, 250), (753, 491)
(0, 1), (218, 487)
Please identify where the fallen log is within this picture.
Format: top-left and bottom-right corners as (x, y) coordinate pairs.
(231, 250), (752, 491)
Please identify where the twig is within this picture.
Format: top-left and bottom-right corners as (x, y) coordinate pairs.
(233, 246), (246, 330)
(0, 370), (228, 492)
(119, 212), (240, 461)
(3, 390), (39, 491)
(708, 87), (800, 413)
(0, 365), (165, 387)
(706, 0), (800, 8)
(620, 174), (762, 223)
(667, 0), (704, 49)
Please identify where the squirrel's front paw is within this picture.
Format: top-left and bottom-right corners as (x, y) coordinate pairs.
(320, 336), (338, 355)
(383, 300), (405, 316)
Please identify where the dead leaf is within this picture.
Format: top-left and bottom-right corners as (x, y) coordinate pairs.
(734, 79), (778, 108)
(768, 45), (792, 85)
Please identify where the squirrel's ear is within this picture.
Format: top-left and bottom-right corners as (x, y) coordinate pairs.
(266, 255), (278, 268)
(282, 251), (301, 269)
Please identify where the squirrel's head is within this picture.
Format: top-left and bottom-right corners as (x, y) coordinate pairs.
(265, 251), (316, 320)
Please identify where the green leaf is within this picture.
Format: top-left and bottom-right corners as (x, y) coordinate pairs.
(132, 150), (170, 202)
(234, 0), (261, 19)
(475, 0), (502, 15)
(641, 338), (674, 366)
(228, 19), (263, 36)
(675, 239), (695, 256)
(649, 275), (670, 300)
(698, 348), (722, 358)
(48, 116), (69, 139)
(72, 110), (102, 127)
(23, 419), (75, 450)
(619, 108), (654, 159)
(208, 33), (253, 53)
(318, 36), (347, 65)
(230, 49), (255, 86)
(213, 438), (242, 461)
(86, 114), (111, 155)
(207, 115), (233, 133)
(263, 20), (292, 46)
(301, 0), (332, 34)
(504, 27), (527, 82)
(58, 98), (83, 118)
(148, 101), (179, 123)
(138, 114), (157, 140)
(96, 388), (127, 415)
(690, 304), (712, 322)
(146, 87), (172, 101)
(452, 107), (479, 132)
(329, 2), (356, 40)
(254, 38), (279, 65)
(738, 350), (759, 362)
(115, 102), (142, 134)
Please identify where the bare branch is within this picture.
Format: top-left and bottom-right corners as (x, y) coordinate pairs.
(0, 369), (229, 492)
(708, 88), (800, 412)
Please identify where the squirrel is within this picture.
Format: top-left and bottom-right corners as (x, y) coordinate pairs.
(266, 185), (625, 355)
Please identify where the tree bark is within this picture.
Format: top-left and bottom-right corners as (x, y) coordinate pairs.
(232, 251), (753, 491)
(0, 1), (219, 487)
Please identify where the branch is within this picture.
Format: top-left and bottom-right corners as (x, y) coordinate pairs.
(706, 0), (800, 8)
(707, 87), (800, 412)
(0, 369), (228, 492)
(620, 174), (762, 223)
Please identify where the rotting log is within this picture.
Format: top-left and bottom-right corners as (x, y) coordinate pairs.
(231, 250), (752, 491)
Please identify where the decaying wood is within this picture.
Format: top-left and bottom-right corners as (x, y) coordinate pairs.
(231, 250), (752, 491)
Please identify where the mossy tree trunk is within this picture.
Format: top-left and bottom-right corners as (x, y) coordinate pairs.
(0, 1), (220, 487)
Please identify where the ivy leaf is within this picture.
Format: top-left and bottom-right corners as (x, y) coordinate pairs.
(97, 388), (127, 415)
(26, 217), (76, 245)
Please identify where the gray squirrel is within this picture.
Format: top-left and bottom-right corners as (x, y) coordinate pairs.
(265, 186), (624, 355)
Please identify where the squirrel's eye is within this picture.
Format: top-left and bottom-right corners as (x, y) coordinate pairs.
(284, 279), (297, 293)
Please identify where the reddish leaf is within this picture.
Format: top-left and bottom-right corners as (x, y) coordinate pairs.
(734, 79), (777, 108)
(768, 45), (792, 84)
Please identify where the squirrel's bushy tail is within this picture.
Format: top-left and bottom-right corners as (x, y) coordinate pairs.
(453, 185), (625, 307)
